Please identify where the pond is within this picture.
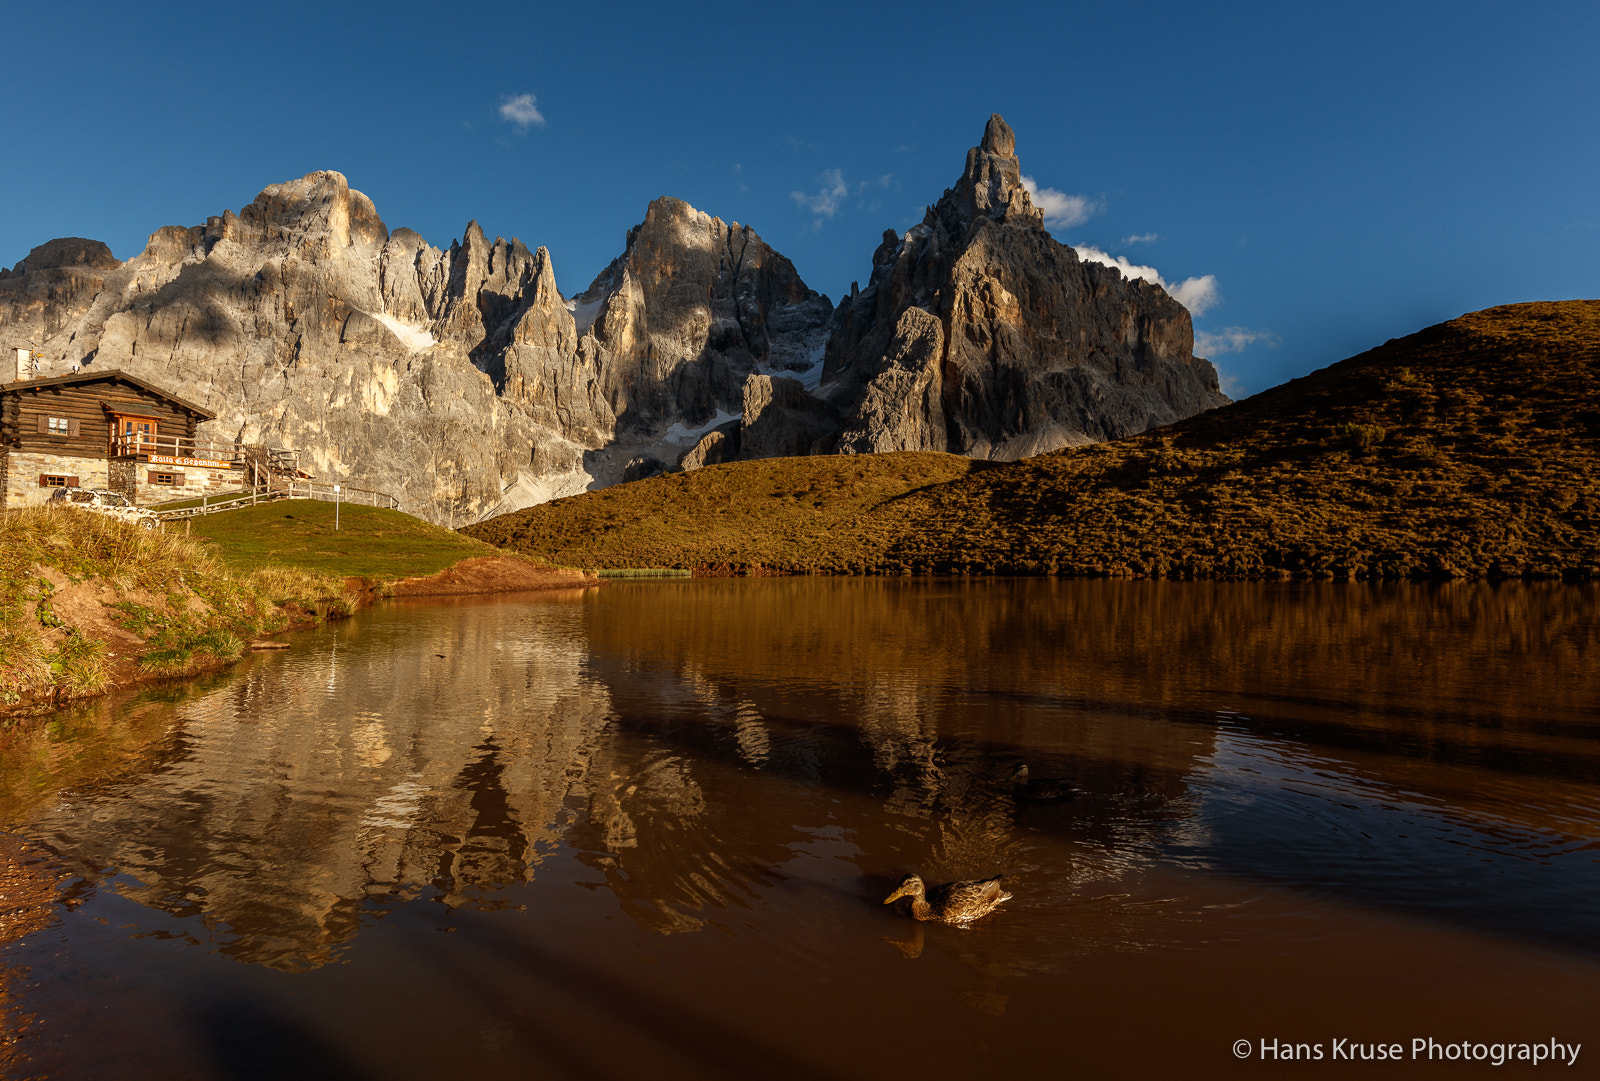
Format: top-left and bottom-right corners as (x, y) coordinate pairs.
(2, 579), (1597, 1079)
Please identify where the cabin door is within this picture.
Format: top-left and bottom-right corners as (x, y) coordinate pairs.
(109, 416), (158, 457)
(124, 419), (156, 451)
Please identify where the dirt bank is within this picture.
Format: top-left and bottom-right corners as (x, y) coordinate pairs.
(387, 556), (598, 597)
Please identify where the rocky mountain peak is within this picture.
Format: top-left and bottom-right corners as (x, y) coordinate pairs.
(980, 113), (1016, 156)
(2, 116), (1230, 525)
(551, 195), (832, 444)
(939, 112), (1042, 234)
(230, 170), (389, 258)
(2, 238), (120, 277)
(823, 113), (1227, 460)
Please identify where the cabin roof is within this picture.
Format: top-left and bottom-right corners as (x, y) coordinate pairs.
(0, 369), (216, 421)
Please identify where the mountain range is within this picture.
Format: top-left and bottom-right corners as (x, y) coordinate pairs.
(0, 115), (1226, 524)
(464, 301), (1600, 581)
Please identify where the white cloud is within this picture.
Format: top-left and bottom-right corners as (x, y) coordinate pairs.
(1121, 233), (1159, 246)
(1194, 326), (1279, 356)
(498, 94), (545, 130)
(1020, 176), (1103, 229)
(1169, 276), (1221, 314)
(1074, 244), (1221, 316)
(791, 169), (849, 218)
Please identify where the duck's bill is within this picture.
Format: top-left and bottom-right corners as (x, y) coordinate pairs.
(882, 887), (909, 904)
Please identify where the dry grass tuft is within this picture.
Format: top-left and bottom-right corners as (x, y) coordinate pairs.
(1, 506), (345, 705)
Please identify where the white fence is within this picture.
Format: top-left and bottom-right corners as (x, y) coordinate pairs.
(154, 482), (401, 521)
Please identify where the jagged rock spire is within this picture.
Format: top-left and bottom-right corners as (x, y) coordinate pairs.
(980, 113), (1016, 156)
(823, 112), (1227, 459)
(942, 112), (1042, 233)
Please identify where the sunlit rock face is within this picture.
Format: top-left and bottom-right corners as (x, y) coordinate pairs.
(0, 115), (1229, 521)
(16, 599), (617, 970)
(0, 179), (835, 523)
(518, 196), (835, 484)
(0, 173), (594, 524)
(823, 114), (1230, 459)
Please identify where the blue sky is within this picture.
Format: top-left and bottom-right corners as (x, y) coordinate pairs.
(3, 0), (1596, 396)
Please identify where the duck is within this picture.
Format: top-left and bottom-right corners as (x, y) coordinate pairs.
(882, 873), (1012, 923)
(1011, 764), (1077, 802)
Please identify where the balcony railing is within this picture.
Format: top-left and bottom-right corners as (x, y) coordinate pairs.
(111, 432), (301, 475)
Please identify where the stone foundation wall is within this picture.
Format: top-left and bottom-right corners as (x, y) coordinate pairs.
(0, 451), (250, 508)
(136, 465), (248, 506)
(107, 458), (137, 502)
(1, 451), (111, 509)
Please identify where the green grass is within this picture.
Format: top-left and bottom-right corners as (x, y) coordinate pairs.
(0, 505), (343, 707)
(188, 500), (504, 579)
(466, 301), (1600, 581)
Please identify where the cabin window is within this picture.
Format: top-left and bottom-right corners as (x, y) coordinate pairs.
(36, 415), (80, 437)
(39, 474), (75, 488)
(148, 471), (184, 486)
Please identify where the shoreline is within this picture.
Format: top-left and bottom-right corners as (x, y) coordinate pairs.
(0, 556), (601, 722)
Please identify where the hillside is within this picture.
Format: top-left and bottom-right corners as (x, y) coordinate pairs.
(463, 453), (986, 573)
(464, 301), (1600, 581)
(1, 500), (589, 715)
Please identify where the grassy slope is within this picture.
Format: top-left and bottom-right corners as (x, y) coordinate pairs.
(878, 301), (1600, 579)
(463, 452), (986, 572)
(189, 500), (506, 578)
(467, 302), (1600, 580)
(0, 507), (343, 710)
(2, 499), (565, 713)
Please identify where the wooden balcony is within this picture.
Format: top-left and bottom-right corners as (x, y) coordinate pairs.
(111, 432), (302, 477)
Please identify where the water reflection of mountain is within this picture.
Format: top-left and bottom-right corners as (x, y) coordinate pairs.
(0, 832), (77, 1076)
(586, 578), (1600, 784)
(574, 579), (1221, 939)
(4, 579), (1595, 974)
(19, 593), (614, 970)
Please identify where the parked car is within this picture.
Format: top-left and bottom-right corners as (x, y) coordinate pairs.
(48, 487), (161, 529)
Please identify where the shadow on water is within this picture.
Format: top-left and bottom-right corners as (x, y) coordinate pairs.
(571, 578), (1600, 952)
(193, 997), (379, 1081)
(403, 930), (851, 1081)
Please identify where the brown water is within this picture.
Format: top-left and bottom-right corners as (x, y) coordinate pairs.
(2, 579), (1598, 1079)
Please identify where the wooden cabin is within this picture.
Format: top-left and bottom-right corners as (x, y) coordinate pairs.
(0, 370), (252, 509)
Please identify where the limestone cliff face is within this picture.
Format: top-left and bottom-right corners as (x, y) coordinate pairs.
(536, 197), (834, 479)
(0, 172), (587, 524)
(1, 116), (1230, 522)
(823, 114), (1228, 459)
(0, 177), (832, 522)
(0, 238), (121, 353)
